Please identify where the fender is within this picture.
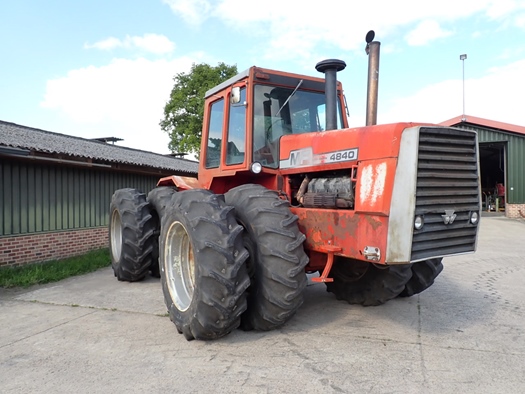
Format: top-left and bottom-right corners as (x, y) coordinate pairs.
(157, 175), (201, 191)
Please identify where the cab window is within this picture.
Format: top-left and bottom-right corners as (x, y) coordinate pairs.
(205, 98), (224, 168)
(226, 87), (246, 165)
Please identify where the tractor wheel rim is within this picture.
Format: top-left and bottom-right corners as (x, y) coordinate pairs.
(165, 221), (195, 312)
(110, 210), (122, 262)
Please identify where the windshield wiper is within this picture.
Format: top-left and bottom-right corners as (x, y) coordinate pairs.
(275, 79), (303, 117)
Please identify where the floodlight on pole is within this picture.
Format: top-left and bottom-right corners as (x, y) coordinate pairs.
(460, 54), (467, 121)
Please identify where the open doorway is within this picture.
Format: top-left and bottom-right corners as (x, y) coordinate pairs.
(479, 142), (506, 212)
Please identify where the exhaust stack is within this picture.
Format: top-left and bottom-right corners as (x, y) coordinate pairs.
(365, 30), (380, 126)
(315, 59), (346, 131)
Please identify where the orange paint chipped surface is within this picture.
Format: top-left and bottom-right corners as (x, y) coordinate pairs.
(291, 208), (389, 264)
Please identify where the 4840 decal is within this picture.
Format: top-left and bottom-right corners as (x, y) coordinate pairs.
(325, 149), (358, 163)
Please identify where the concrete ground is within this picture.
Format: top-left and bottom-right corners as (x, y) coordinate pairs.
(1, 215), (524, 394)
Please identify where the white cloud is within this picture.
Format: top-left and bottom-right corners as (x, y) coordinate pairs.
(486, 0), (525, 19)
(130, 34), (175, 54)
(485, 1), (525, 30)
(84, 34), (175, 55)
(514, 12), (525, 27)
(162, 0), (212, 25)
(378, 59), (525, 126)
(84, 37), (122, 50)
(405, 20), (453, 46)
(40, 56), (204, 154)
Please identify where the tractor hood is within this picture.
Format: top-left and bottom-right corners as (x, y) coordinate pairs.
(278, 122), (416, 174)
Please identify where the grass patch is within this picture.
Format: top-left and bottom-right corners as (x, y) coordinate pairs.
(0, 248), (110, 288)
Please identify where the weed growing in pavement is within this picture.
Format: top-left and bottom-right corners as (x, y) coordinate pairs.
(0, 249), (110, 288)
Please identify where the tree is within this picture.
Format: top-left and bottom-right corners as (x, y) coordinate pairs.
(160, 62), (238, 155)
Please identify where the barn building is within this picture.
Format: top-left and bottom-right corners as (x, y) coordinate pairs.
(441, 115), (525, 218)
(0, 120), (197, 267)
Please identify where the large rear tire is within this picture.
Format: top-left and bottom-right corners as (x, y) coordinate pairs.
(224, 184), (309, 331)
(147, 187), (178, 278)
(159, 189), (250, 341)
(399, 258), (444, 297)
(326, 258), (412, 306)
(109, 188), (156, 282)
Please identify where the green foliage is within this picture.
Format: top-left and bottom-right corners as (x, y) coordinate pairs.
(160, 62), (238, 156)
(0, 248), (110, 288)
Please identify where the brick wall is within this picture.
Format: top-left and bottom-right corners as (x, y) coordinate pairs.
(506, 204), (525, 219)
(0, 227), (108, 267)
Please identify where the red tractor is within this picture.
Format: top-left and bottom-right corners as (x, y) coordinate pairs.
(109, 38), (481, 341)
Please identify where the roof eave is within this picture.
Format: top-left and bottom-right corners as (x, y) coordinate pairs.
(440, 114), (525, 136)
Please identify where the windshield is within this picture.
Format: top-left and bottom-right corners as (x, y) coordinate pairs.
(253, 84), (343, 168)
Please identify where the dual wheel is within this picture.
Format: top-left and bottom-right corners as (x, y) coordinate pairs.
(109, 188), (157, 282)
(109, 184), (309, 340)
(109, 187), (175, 281)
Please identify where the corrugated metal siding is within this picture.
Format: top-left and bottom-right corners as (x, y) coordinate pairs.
(453, 124), (525, 203)
(1, 159), (159, 236)
(506, 133), (525, 204)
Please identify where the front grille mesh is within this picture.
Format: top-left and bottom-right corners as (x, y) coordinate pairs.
(411, 127), (480, 261)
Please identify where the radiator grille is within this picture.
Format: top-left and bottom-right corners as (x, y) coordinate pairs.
(411, 127), (480, 261)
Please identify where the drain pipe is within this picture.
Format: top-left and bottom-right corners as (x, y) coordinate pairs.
(365, 30), (380, 126)
(315, 59), (346, 131)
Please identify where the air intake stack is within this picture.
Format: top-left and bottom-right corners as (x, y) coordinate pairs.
(315, 59), (346, 131)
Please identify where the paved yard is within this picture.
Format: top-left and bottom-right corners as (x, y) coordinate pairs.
(1, 215), (524, 393)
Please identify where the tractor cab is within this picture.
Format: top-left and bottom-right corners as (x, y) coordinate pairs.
(196, 64), (349, 191)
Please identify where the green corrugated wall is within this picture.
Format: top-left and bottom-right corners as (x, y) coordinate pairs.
(0, 159), (159, 236)
(454, 124), (525, 204)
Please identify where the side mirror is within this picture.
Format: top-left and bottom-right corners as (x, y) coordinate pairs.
(230, 87), (241, 104)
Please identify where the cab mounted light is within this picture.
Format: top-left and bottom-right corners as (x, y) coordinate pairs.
(251, 162), (262, 174)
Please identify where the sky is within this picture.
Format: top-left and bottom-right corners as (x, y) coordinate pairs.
(1, 0), (525, 156)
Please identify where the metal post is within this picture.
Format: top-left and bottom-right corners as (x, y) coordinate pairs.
(460, 54), (467, 120)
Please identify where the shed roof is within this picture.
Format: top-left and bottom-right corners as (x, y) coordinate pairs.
(440, 115), (525, 137)
(0, 120), (198, 174)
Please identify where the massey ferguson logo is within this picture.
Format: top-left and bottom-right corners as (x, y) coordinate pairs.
(442, 209), (457, 225)
(289, 148), (313, 167)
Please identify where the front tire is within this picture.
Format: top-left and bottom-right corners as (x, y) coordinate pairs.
(326, 258), (412, 306)
(159, 189), (250, 341)
(399, 258), (443, 297)
(109, 188), (157, 282)
(225, 184), (309, 331)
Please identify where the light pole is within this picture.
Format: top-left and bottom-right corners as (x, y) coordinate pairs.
(460, 54), (467, 121)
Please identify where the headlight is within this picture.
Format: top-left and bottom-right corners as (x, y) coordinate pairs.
(469, 211), (479, 225)
(250, 162), (262, 174)
(414, 215), (424, 230)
